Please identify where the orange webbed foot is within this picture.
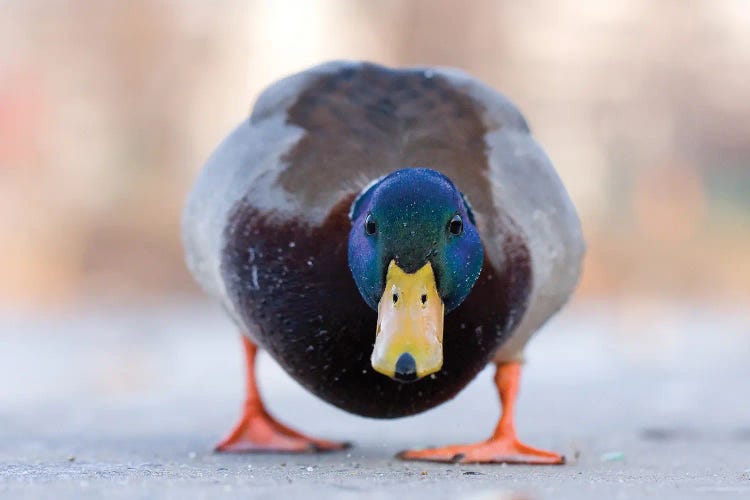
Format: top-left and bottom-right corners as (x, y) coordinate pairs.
(215, 409), (350, 454)
(217, 335), (350, 454)
(397, 437), (564, 465)
(399, 361), (565, 465)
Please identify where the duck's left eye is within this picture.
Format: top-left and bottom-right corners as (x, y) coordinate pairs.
(365, 213), (377, 235)
(448, 214), (463, 235)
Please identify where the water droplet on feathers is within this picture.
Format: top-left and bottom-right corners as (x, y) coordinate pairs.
(250, 266), (259, 290)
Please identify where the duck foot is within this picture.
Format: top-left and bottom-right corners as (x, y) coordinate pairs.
(215, 409), (350, 453)
(397, 437), (564, 464)
(398, 361), (564, 465)
(216, 335), (349, 454)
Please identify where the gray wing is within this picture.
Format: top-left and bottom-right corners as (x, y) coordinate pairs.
(435, 68), (586, 358)
(182, 62), (359, 319)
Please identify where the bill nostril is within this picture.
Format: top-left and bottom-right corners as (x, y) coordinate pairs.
(393, 353), (417, 382)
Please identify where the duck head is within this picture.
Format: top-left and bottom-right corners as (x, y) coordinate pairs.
(348, 168), (484, 382)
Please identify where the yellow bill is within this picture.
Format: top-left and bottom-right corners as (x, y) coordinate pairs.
(371, 260), (444, 382)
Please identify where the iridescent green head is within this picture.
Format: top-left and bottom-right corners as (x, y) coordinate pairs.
(348, 168), (483, 382)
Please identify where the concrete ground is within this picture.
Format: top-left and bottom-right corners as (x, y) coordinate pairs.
(1, 301), (749, 499)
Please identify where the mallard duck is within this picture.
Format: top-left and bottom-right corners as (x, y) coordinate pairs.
(182, 61), (584, 464)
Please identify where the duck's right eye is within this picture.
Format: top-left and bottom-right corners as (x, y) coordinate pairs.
(448, 213), (463, 236)
(365, 213), (377, 235)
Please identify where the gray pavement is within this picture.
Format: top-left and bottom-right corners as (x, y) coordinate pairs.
(1, 301), (749, 499)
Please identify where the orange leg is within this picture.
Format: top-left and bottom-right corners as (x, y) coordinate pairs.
(216, 336), (350, 453)
(398, 362), (564, 464)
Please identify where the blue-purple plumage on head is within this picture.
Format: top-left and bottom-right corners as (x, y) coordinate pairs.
(348, 168), (483, 312)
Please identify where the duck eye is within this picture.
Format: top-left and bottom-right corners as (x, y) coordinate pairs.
(365, 213), (377, 235)
(448, 214), (463, 235)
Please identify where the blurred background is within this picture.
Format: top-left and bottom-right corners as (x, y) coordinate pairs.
(1, 3), (749, 494)
(2, 0), (748, 311)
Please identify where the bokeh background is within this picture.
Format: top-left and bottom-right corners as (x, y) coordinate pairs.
(2, 3), (750, 496)
(2, 0), (748, 311)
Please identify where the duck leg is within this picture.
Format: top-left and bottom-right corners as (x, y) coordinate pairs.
(398, 361), (564, 464)
(216, 335), (350, 453)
